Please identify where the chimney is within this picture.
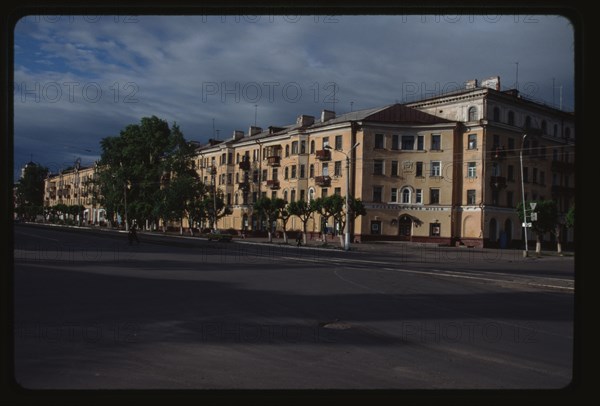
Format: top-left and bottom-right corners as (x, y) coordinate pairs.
(465, 79), (478, 89)
(248, 126), (262, 136)
(296, 115), (315, 127)
(233, 130), (244, 140)
(481, 76), (501, 91)
(321, 109), (335, 122)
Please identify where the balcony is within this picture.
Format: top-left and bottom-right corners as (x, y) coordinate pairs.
(239, 160), (251, 171)
(266, 180), (280, 190)
(267, 156), (281, 167)
(490, 176), (507, 189)
(491, 146), (506, 160)
(315, 175), (332, 187)
(238, 181), (250, 192)
(315, 149), (331, 161)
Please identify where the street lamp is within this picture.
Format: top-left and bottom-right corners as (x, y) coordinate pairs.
(325, 142), (360, 251)
(211, 165), (217, 231)
(519, 133), (528, 257)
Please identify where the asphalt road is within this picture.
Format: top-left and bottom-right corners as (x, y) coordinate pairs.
(13, 223), (574, 389)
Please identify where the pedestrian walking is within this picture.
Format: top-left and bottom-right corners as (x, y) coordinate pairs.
(128, 223), (140, 245)
(296, 232), (302, 247)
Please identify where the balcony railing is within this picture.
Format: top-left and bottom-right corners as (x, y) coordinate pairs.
(266, 180), (280, 189)
(238, 181), (250, 191)
(315, 175), (332, 186)
(315, 149), (331, 161)
(490, 176), (507, 189)
(239, 160), (251, 171)
(267, 156), (281, 167)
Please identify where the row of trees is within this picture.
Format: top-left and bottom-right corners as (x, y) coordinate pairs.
(93, 116), (230, 234)
(14, 162), (48, 221)
(516, 200), (575, 254)
(253, 194), (367, 248)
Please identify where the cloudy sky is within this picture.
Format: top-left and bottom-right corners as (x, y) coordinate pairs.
(13, 14), (574, 179)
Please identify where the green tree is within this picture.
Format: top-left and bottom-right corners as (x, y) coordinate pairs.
(95, 116), (193, 229)
(253, 197), (281, 243)
(276, 199), (292, 244)
(14, 163), (48, 221)
(317, 195), (367, 249)
(288, 199), (317, 245)
(203, 189), (231, 231)
(517, 199), (558, 255)
(566, 205), (575, 228)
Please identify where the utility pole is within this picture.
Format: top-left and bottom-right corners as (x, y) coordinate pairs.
(520, 134), (528, 257)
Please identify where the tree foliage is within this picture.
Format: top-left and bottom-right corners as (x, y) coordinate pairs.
(14, 162), (48, 220)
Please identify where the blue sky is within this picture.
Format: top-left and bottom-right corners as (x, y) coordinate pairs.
(13, 14), (575, 179)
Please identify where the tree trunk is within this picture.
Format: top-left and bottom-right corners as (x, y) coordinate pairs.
(536, 234), (542, 255)
(283, 231), (288, 244)
(338, 234), (345, 249)
(555, 226), (562, 254)
(268, 230), (272, 243)
(180, 222), (183, 235)
(303, 222), (308, 245)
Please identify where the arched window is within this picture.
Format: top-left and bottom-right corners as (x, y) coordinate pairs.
(310, 140), (315, 154)
(285, 145), (290, 157)
(309, 164), (314, 178)
(508, 111), (515, 126)
(308, 188), (316, 202)
(401, 188), (411, 204)
(468, 106), (478, 122)
(493, 107), (500, 122)
(283, 189), (288, 202)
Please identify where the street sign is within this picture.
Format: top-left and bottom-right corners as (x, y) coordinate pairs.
(530, 202), (537, 210)
(530, 212), (538, 221)
(522, 222), (532, 227)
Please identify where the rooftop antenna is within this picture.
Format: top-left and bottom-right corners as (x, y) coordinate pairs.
(514, 62), (519, 91)
(254, 104), (258, 127)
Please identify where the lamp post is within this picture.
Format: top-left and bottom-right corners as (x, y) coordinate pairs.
(325, 142), (360, 251)
(211, 165), (217, 231)
(519, 133), (528, 257)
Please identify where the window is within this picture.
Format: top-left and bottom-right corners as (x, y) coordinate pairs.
(467, 189), (476, 205)
(565, 127), (571, 139)
(309, 164), (314, 178)
(508, 111), (515, 126)
(553, 124), (558, 137)
(236, 173), (239, 183)
(493, 134), (500, 148)
(493, 107), (500, 122)
(431, 134), (441, 150)
(262, 169), (268, 181)
(532, 168), (538, 183)
(491, 162), (501, 177)
(468, 134), (477, 149)
(227, 173), (232, 184)
(430, 161), (441, 177)
(290, 189), (296, 202)
(308, 188), (315, 201)
(540, 146), (546, 159)
(540, 171), (545, 185)
(401, 188), (411, 204)
(523, 167), (529, 183)
(234, 194), (239, 205)
(284, 167), (289, 179)
(416, 162), (424, 177)
(322, 163), (329, 177)
(291, 165), (297, 179)
(430, 223), (441, 236)
(373, 186), (383, 202)
(391, 161), (398, 176)
(334, 187), (341, 196)
(322, 137), (329, 148)
(525, 116), (532, 129)
(532, 140), (539, 157)
(491, 189), (499, 206)
(252, 192), (258, 203)
(285, 145), (290, 157)
(300, 189), (305, 201)
(552, 173), (558, 186)
(310, 140), (315, 154)
(506, 191), (514, 207)
(391, 188), (398, 202)
(291, 141), (299, 154)
(523, 140), (530, 155)
(467, 162), (477, 178)
(374, 160), (384, 175)
(283, 190), (288, 202)
(430, 188), (440, 204)
(507, 165), (514, 181)
(402, 135), (415, 150)
(508, 137), (515, 152)
(335, 135), (343, 150)
(322, 188), (328, 198)
(300, 140), (306, 154)
(541, 120), (547, 134)
(374, 134), (384, 149)
(392, 134), (399, 150)
(415, 189), (423, 204)
(334, 161), (342, 177)
(271, 191), (277, 200)
(227, 193), (231, 205)
(417, 135), (424, 151)
(468, 106), (478, 121)
(299, 164), (305, 178)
